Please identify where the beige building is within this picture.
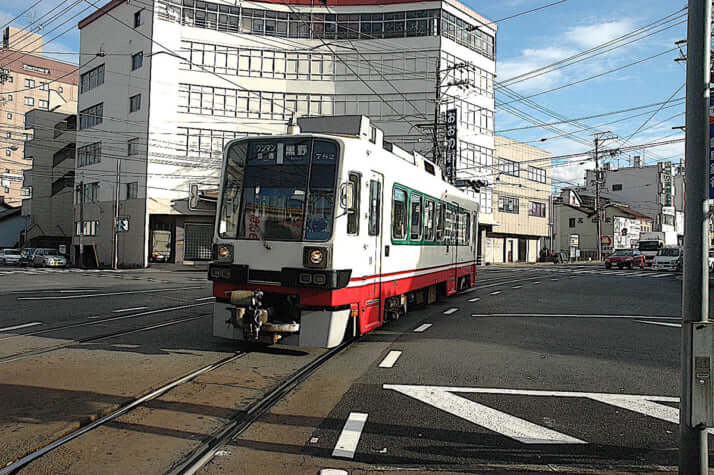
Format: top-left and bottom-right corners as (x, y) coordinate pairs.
(21, 109), (76, 253)
(483, 136), (551, 263)
(0, 26), (78, 207)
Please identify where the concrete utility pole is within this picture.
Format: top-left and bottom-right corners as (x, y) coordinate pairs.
(78, 180), (84, 268)
(681, 0), (711, 471)
(112, 159), (120, 270)
(592, 131), (615, 260)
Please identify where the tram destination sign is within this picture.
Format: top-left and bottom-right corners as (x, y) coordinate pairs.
(445, 108), (457, 183)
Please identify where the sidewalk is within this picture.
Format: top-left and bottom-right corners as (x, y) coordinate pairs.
(485, 260), (602, 267)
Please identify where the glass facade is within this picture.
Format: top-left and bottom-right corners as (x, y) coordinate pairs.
(157, 0), (495, 60)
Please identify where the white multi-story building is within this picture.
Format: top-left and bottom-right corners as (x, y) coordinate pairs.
(75, 0), (496, 267)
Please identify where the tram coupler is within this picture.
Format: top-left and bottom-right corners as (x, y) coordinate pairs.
(226, 290), (268, 341)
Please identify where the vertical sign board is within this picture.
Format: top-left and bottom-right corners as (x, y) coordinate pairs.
(709, 95), (714, 198)
(445, 108), (457, 183)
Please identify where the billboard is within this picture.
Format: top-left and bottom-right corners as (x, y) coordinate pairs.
(445, 108), (457, 183)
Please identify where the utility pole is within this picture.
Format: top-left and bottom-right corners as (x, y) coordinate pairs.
(112, 159), (121, 270)
(592, 131), (615, 261)
(681, 0), (711, 471)
(78, 180), (84, 268)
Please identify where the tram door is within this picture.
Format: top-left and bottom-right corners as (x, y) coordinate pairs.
(452, 203), (460, 292)
(363, 172), (384, 330)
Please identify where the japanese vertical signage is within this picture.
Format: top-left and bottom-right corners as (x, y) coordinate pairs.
(662, 162), (672, 206)
(445, 108), (457, 184)
(709, 96), (714, 198)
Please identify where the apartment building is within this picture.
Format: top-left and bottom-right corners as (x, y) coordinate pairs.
(20, 110), (76, 253)
(0, 26), (79, 207)
(481, 135), (551, 263)
(75, 0), (497, 267)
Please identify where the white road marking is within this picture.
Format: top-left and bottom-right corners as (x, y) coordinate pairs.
(332, 412), (368, 458)
(634, 320), (681, 328)
(112, 306), (148, 313)
(384, 385), (585, 444)
(468, 297), (481, 302)
(17, 286), (204, 300)
(550, 278), (558, 281)
(512, 285), (522, 289)
(471, 313), (679, 320)
(443, 308), (458, 315)
(0, 322), (42, 332)
(378, 351), (402, 368)
(195, 296), (216, 302)
(489, 291), (502, 296)
(648, 273), (670, 278)
(413, 323), (432, 333)
(532, 281), (541, 285)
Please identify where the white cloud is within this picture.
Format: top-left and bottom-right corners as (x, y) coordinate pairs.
(563, 20), (635, 50)
(498, 47), (575, 90)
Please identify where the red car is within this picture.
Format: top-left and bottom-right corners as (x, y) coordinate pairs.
(605, 249), (645, 269)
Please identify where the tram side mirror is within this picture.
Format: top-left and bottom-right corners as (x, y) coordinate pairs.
(339, 182), (356, 213)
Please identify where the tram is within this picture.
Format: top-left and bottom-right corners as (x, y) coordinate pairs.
(208, 116), (479, 348)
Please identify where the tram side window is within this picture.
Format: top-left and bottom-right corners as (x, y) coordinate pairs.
(424, 199), (435, 241)
(460, 212), (470, 245)
(347, 173), (361, 235)
(445, 207), (454, 244)
(368, 180), (381, 236)
(392, 187), (407, 240)
(435, 203), (445, 241)
(410, 193), (423, 241)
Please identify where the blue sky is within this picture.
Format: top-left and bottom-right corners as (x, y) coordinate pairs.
(0, 0), (687, 187)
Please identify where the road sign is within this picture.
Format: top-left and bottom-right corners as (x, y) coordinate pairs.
(115, 216), (129, 233)
(601, 235), (612, 246)
(445, 108), (457, 183)
(709, 95), (714, 198)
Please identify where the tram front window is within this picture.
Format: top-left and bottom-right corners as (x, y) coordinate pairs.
(219, 138), (339, 241)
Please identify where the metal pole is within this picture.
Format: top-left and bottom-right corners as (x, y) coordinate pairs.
(79, 180), (84, 269)
(681, 0), (711, 471)
(594, 136), (602, 261)
(112, 159), (120, 270)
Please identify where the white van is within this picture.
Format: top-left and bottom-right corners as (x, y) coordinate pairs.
(652, 246), (682, 272)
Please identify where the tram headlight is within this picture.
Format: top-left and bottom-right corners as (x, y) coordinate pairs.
(213, 244), (233, 262)
(299, 273), (312, 284)
(303, 246), (328, 268)
(312, 273), (327, 286)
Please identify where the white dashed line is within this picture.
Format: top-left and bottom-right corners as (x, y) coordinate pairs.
(195, 296), (215, 301)
(413, 323), (432, 333)
(332, 412), (368, 458)
(512, 285), (522, 289)
(468, 297), (481, 302)
(0, 322), (42, 332)
(443, 308), (458, 315)
(533, 282), (541, 285)
(490, 291), (502, 296)
(112, 306), (148, 313)
(550, 278), (558, 281)
(378, 351), (402, 368)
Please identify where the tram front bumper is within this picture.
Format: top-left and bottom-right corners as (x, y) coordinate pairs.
(212, 301), (349, 348)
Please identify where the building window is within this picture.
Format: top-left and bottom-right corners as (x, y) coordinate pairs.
(126, 182), (138, 199)
(39, 82), (48, 91)
(569, 218), (576, 228)
(6, 131), (10, 138)
(79, 103), (103, 129)
(529, 201), (546, 218)
(24, 78), (35, 88)
(663, 214), (675, 226)
(6, 113), (11, 119)
(128, 137), (140, 156)
(479, 188), (493, 214)
(528, 166), (546, 184)
(612, 184), (623, 191)
(23, 64), (50, 75)
(77, 142), (101, 167)
(5, 149), (10, 157)
(134, 10), (144, 27)
(58, 86), (63, 93)
(80, 64), (105, 93)
(22, 186), (32, 198)
(132, 51), (143, 70)
(498, 196), (519, 214)
(24, 97), (34, 106)
(7, 76), (12, 83)
(7, 94), (11, 101)
(499, 158), (519, 177)
(75, 220), (99, 236)
(39, 99), (48, 109)
(76, 182), (99, 203)
(129, 94), (141, 112)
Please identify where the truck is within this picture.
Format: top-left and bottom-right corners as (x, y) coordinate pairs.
(150, 230), (171, 263)
(637, 231), (664, 266)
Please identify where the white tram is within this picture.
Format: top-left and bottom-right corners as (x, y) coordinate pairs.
(209, 116), (479, 348)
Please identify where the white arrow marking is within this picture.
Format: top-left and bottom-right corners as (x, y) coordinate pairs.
(384, 385), (585, 444)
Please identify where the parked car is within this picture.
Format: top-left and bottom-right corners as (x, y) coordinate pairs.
(18, 248), (36, 267)
(0, 249), (21, 265)
(604, 249), (645, 269)
(31, 248), (67, 268)
(652, 246), (683, 272)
